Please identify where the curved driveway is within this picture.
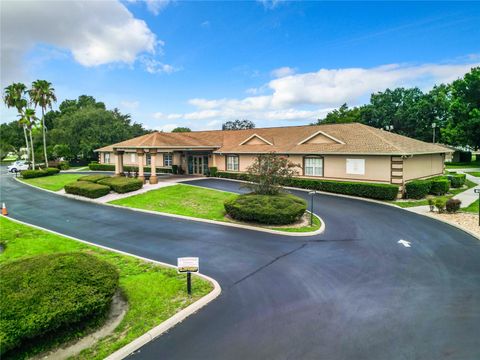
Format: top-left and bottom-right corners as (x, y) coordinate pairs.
(1, 173), (479, 360)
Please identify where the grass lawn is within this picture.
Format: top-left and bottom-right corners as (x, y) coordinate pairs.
(110, 184), (321, 233)
(466, 172), (480, 178)
(0, 217), (213, 360)
(391, 179), (477, 208)
(462, 199), (479, 214)
(20, 173), (84, 191)
(445, 160), (480, 169)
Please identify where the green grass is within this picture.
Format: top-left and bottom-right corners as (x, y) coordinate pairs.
(466, 172), (480, 178)
(391, 179), (477, 208)
(462, 199), (479, 214)
(271, 213), (321, 232)
(20, 174), (84, 191)
(110, 184), (321, 233)
(445, 160), (480, 169)
(0, 217), (213, 360)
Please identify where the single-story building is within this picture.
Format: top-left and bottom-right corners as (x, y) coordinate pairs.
(95, 123), (451, 192)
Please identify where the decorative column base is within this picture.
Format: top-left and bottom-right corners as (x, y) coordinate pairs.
(149, 175), (158, 184)
(138, 175), (145, 183)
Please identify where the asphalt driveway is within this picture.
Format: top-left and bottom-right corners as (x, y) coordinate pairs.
(1, 172), (479, 360)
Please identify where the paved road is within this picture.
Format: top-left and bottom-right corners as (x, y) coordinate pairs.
(1, 172), (479, 360)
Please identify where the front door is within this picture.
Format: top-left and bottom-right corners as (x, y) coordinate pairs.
(192, 155), (204, 175)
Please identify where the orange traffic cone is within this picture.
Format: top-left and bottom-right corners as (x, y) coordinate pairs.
(2, 203), (8, 216)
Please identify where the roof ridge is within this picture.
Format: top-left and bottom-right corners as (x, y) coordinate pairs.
(357, 123), (404, 154)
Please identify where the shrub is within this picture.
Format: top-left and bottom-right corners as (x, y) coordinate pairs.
(434, 198), (447, 213)
(88, 162), (172, 173)
(427, 196), (435, 211)
(430, 178), (450, 195)
(64, 181), (111, 198)
(78, 174), (111, 183)
(98, 176), (143, 193)
(57, 161), (70, 170)
(446, 198), (461, 213)
(216, 172), (399, 200)
(449, 173), (466, 188)
(0, 252), (118, 355)
(405, 180), (432, 199)
(172, 165), (178, 174)
(208, 167), (218, 177)
(21, 168), (59, 179)
(224, 193), (307, 225)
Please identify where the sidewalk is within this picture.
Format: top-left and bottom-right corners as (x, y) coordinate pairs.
(452, 169), (480, 207)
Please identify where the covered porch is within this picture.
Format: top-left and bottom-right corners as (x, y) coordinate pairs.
(113, 148), (217, 182)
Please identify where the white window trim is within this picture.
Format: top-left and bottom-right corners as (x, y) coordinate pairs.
(164, 153), (173, 167)
(304, 156), (324, 177)
(130, 153), (136, 163)
(104, 153), (111, 164)
(226, 155), (239, 172)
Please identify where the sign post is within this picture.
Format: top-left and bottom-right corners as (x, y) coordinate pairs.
(474, 189), (480, 226)
(308, 191), (317, 226)
(177, 257), (199, 295)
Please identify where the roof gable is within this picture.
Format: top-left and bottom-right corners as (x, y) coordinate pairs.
(297, 130), (345, 145)
(239, 134), (273, 146)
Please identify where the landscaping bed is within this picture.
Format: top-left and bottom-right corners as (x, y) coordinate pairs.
(110, 184), (321, 233)
(0, 217), (213, 360)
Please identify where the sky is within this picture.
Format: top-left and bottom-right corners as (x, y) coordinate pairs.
(1, 0), (479, 131)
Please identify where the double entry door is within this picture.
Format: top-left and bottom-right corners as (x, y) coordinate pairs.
(190, 155), (208, 175)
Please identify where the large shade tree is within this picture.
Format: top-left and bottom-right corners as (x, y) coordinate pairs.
(29, 80), (57, 166)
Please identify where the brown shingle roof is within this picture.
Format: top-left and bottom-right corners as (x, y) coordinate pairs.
(95, 123), (452, 155)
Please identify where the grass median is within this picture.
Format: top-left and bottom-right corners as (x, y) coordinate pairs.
(0, 217), (213, 360)
(462, 199), (479, 214)
(110, 184), (322, 233)
(20, 173), (83, 191)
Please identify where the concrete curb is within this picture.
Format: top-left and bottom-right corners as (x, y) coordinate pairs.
(13, 177), (325, 237)
(1, 216), (222, 360)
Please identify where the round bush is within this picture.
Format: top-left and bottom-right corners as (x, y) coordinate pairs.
(64, 181), (111, 198)
(98, 176), (143, 193)
(78, 174), (111, 183)
(0, 253), (119, 355)
(405, 180), (431, 199)
(224, 193), (307, 225)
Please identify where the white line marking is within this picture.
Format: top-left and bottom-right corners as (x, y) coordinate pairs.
(398, 239), (411, 248)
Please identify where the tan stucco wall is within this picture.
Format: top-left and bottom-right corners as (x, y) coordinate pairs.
(100, 151), (172, 168)
(213, 154), (391, 183)
(403, 154), (444, 181)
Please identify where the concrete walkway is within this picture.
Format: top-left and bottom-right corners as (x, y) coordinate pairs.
(57, 175), (201, 203)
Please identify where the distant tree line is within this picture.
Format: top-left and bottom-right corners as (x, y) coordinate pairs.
(1, 88), (149, 163)
(313, 67), (480, 149)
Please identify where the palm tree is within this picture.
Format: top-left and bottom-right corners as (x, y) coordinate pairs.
(3, 83), (30, 163)
(29, 80), (57, 167)
(19, 108), (38, 169)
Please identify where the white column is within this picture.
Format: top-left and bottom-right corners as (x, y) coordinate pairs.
(150, 150), (158, 184)
(115, 150), (124, 175)
(137, 149), (145, 182)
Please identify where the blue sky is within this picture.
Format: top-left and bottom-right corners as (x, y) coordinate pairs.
(1, 1), (479, 131)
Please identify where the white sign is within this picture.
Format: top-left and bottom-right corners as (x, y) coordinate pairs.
(346, 158), (365, 175)
(177, 257), (199, 273)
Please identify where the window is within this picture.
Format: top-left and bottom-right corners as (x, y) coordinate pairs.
(130, 153), (136, 163)
(104, 153), (110, 164)
(226, 155), (239, 171)
(146, 154), (151, 166)
(346, 158), (365, 175)
(304, 157), (323, 177)
(164, 153), (173, 167)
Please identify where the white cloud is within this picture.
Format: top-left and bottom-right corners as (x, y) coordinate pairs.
(153, 61), (479, 127)
(271, 66), (296, 78)
(153, 123), (180, 132)
(140, 57), (179, 74)
(1, 0), (160, 85)
(145, 0), (171, 15)
(257, 0), (285, 10)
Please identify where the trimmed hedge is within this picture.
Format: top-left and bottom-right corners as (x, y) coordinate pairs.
(449, 173), (466, 188)
(208, 167), (218, 177)
(224, 193), (307, 225)
(64, 181), (111, 198)
(405, 176), (450, 199)
(405, 180), (431, 199)
(88, 162), (172, 173)
(216, 171), (399, 201)
(78, 174), (111, 183)
(430, 178), (450, 195)
(21, 167), (60, 179)
(98, 176), (143, 193)
(0, 252), (118, 355)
